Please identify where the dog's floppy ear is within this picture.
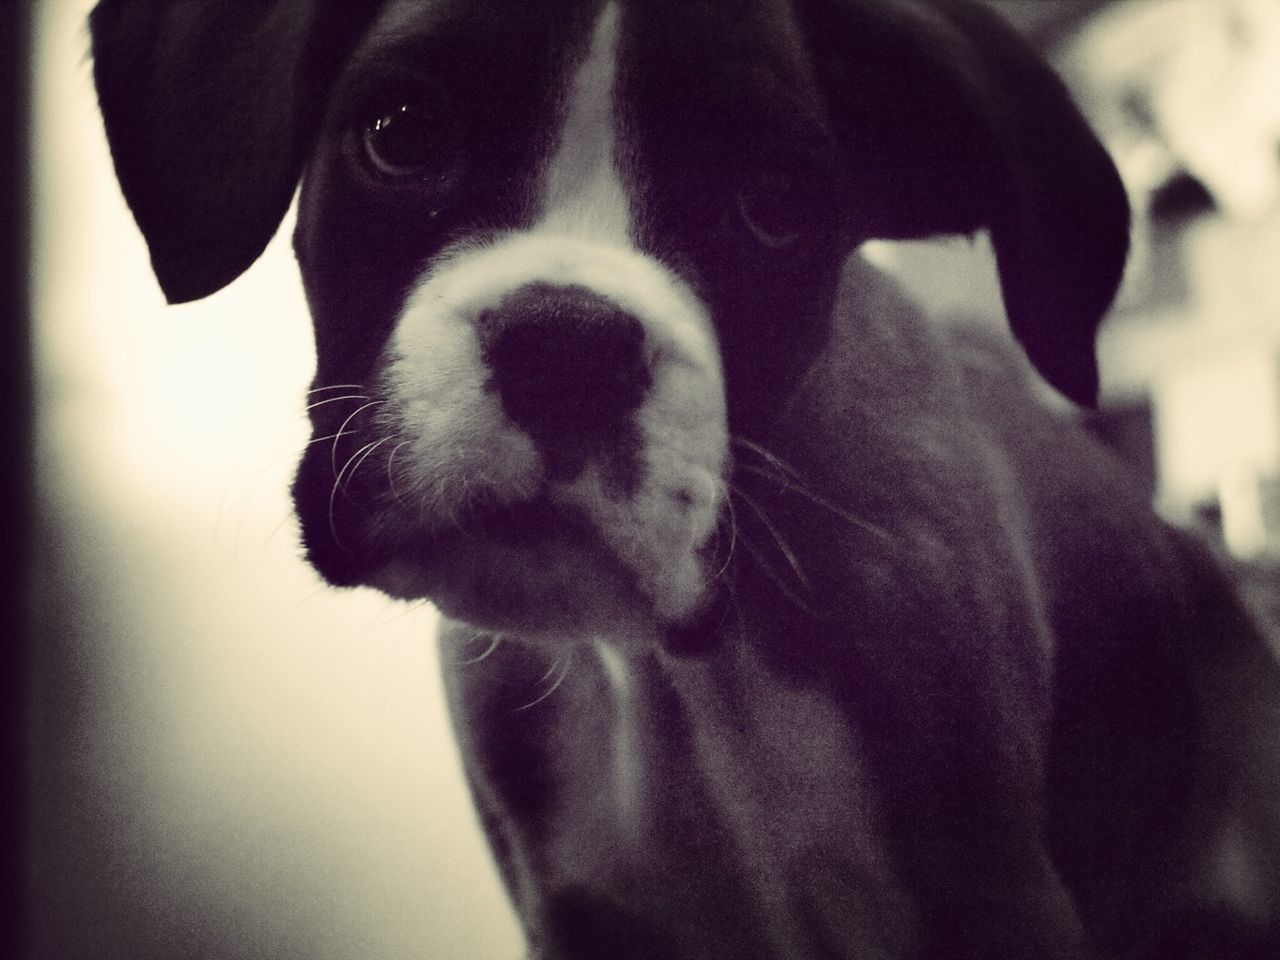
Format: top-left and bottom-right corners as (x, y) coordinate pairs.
(797, 0), (1129, 406)
(90, 0), (385, 304)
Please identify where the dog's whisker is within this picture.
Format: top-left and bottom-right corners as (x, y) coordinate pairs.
(305, 383), (366, 396)
(735, 461), (898, 546)
(705, 490), (740, 585)
(330, 399), (387, 477)
(328, 437), (394, 544)
(535, 658), (561, 684)
(339, 436), (394, 497)
(456, 633), (504, 666)
(326, 440), (384, 552)
(304, 393), (371, 414)
(731, 436), (802, 480)
(733, 529), (820, 617)
(733, 460), (792, 492)
(326, 489), (347, 553)
(303, 431), (346, 451)
(381, 440), (412, 506)
(247, 431), (350, 482)
(515, 660), (570, 712)
(731, 486), (813, 594)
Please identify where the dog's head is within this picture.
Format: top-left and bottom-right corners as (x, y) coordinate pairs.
(92, 0), (1128, 642)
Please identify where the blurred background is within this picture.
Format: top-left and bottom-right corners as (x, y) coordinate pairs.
(10, 1), (1280, 958)
(18, 2), (521, 958)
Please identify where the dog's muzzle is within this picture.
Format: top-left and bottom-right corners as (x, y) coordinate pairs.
(341, 233), (729, 640)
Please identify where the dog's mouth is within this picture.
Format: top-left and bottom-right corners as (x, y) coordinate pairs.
(321, 470), (728, 644)
(292, 393), (729, 641)
(360, 494), (664, 639)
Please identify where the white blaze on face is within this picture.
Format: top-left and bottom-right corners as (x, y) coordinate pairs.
(378, 0), (728, 626)
(539, 2), (631, 242)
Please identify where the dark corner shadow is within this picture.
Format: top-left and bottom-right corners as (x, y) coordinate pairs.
(3, 1), (34, 957)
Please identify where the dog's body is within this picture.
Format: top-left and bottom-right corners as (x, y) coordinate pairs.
(91, 0), (1280, 956)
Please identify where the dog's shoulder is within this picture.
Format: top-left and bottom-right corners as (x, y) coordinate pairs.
(807, 255), (1205, 612)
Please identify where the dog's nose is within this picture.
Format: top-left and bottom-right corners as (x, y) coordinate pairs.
(479, 284), (651, 458)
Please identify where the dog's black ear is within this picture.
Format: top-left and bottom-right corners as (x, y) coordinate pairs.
(797, 0), (1129, 406)
(90, 0), (385, 304)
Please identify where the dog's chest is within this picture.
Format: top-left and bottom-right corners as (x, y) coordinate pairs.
(452, 638), (912, 957)
(655, 645), (913, 954)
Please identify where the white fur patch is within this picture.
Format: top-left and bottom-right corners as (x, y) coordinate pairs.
(378, 1), (728, 625)
(596, 641), (643, 841)
(539, 2), (630, 243)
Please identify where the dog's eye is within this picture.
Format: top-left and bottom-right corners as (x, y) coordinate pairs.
(737, 170), (806, 249)
(361, 102), (452, 181)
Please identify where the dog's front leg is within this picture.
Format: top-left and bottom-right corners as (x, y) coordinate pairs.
(749, 587), (1084, 959)
(733, 412), (1088, 958)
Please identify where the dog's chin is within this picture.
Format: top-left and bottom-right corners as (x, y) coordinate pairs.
(354, 500), (677, 644)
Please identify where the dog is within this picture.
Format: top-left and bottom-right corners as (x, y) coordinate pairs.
(90, 0), (1280, 956)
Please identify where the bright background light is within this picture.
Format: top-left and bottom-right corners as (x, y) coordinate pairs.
(27, 3), (522, 958)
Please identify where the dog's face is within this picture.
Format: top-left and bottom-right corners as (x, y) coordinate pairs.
(91, 0), (1129, 643)
(290, 1), (852, 637)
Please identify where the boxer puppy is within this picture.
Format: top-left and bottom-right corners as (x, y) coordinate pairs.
(91, 0), (1280, 956)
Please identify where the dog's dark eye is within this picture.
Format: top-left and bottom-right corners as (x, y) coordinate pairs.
(361, 102), (453, 182)
(737, 170), (806, 249)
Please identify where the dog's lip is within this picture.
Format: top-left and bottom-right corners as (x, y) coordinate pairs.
(448, 496), (583, 547)
(365, 495), (660, 635)
(380, 494), (593, 569)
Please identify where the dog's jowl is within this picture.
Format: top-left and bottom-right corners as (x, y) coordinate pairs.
(92, 0), (1280, 957)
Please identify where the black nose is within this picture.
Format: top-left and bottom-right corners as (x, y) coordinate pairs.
(479, 284), (651, 468)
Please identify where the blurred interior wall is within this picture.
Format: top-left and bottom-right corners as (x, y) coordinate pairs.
(25, 3), (520, 958)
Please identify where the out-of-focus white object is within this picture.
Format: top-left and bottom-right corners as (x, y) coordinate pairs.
(1152, 350), (1280, 547)
(1057, 0), (1280, 556)
(1063, 0), (1280, 221)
